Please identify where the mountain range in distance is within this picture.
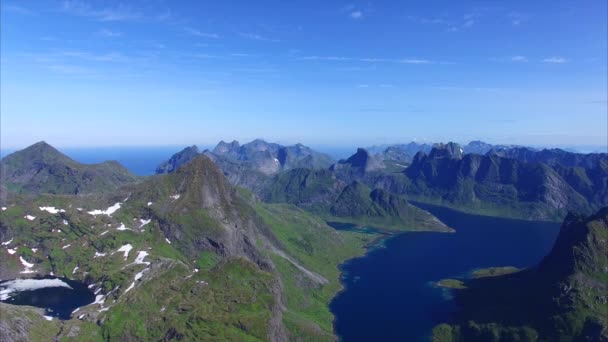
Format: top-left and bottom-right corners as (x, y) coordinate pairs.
(0, 139), (606, 341)
(149, 138), (608, 222)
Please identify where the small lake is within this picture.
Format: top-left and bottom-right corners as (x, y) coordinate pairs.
(0, 276), (95, 319)
(330, 203), (561, 341)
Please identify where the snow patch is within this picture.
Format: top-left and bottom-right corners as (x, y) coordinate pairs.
(100, 230), (109, 236)
(139, 219), (151, 228)
(31, 248), (38, 253)
(43, 315), (53, 321)
(62, 244), (71, 249)
(115, 244), (133, 260)
(94, 252), (106, 258)
(1, 238), (13, 246)
(170, 194), (180, 200)
(19, 256), (34, 268)
(39, 206), (65, 214)
(147, 202), (152, 206)
(7, 248), (16, 255)
(1, 207), (6, 211)
(24, 215), (36, 221)
(116, 223), (131, 231)
(87, 202), (121, 216)
(0, 278), (71, 300)
(72, 266), (79, 274)
(133, 251), (150, 265)
(165, 238), (171, 244)
(63, 220), (69, 226)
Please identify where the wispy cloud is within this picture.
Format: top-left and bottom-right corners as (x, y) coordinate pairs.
(299, 56), (436, 64)
(3, 4), (34, 15)
(511, 55), (528, 62)
(350, 11), (363, 19)
(238, 32), (280, 42)
(357, 84), (393, 88)
(543, 56), (567, 63)
(406, 16), (448, 25)
(508, 12), (530, 26)
(184, 28), (220, 39)
(98, 28), (122, 37)
(25, 50), (134, 64)
(61, 0), (170, 22)
(48, 64), (96, 75)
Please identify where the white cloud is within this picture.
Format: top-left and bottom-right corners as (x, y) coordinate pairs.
(299, 56), (437, 65)
(350, 11), (363, 19)
(543, 56), (567, 63)
(61, 0), (170, 23)
(511, 56), (528, 62)
(400, 59), (430, 64)
(184, 28), (220, 39)
(3, 4), (34, 15)
(98, 28), (122, 37)
(239, 32), (280, 42)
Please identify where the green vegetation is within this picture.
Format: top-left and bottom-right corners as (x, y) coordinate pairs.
(471, 266), (520, 278)
(255, 203), (375, 340)
(432, 207), (608, 341)
(435, 279), (466, 289)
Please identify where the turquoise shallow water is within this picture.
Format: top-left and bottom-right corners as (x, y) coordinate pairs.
(330, 203), (560, 341)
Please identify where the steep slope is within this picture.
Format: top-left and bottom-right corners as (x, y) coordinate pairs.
(330, 148), (386, 181)
(0, 153), (380, 341)
(489, 146), (608, 169)
(330, 181), (452, 231)
(0, 141), (137, 195)
(371, 143), (605, 220)
(265, 168), (345, 213)
(433, 207), (608, 341)
(266, 169), (451, 232)
(155, 140), (335, 195)
(463, 140), (517, 155)
(375, 142), (433, 163)
(154, 145), (200, 174)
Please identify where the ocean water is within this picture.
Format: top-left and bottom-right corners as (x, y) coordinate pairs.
(330, 203), (560, 341)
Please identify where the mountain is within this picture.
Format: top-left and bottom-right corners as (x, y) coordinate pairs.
(373, 142), (434, 163)
(154, 145), (200, 174)
(265, 168), (345, 213)
(433, 207), (608, 341)
(489, 146), (608, 169)
(330, 148), (386, 181)
(156, 139), (334, 180)
(370, 142), (607, 220)
(266, 168), (452, 232)
(0, 141), (137, 195)
(463, 140), (517, 155)
(330, 181), (452, 231)
(0, 152), (381, 341)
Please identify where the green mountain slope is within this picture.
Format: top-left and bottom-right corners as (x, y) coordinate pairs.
(433, 207), (608, 341)
(0, 150), (375, 341)
(0, 141), (137, 195)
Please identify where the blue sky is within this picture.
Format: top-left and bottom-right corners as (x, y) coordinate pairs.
(1, 0), (606, 150)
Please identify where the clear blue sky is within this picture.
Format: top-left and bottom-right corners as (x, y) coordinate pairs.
(1, 0), (606, 150)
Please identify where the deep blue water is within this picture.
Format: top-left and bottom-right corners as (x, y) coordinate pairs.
(0, 276), (95, 319)
(330, 204), (561, 341)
